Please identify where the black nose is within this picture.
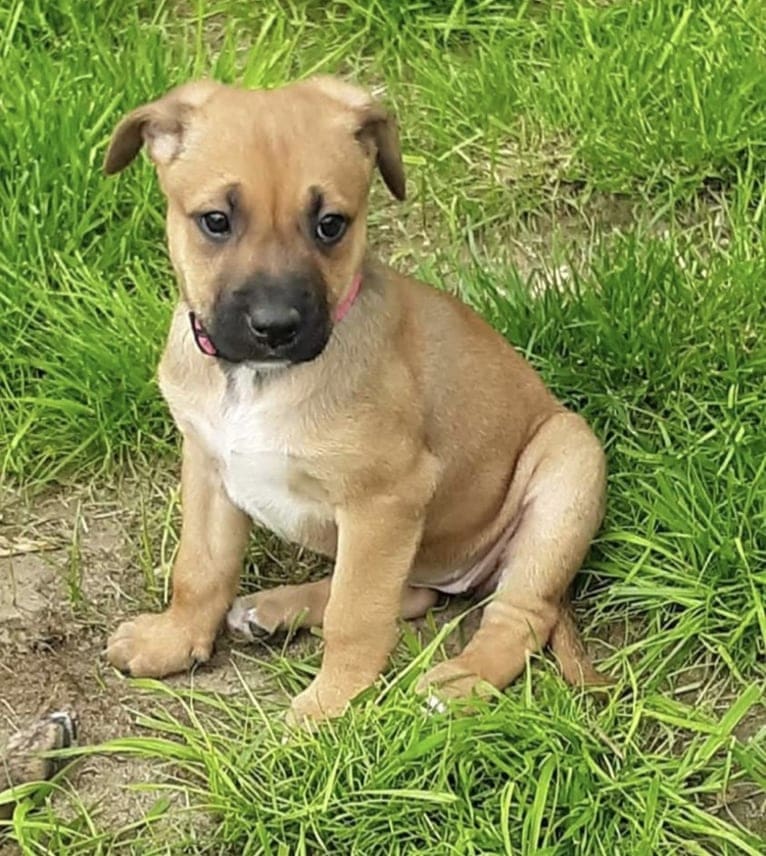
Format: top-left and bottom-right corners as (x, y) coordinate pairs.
(246, 304), (301, 349)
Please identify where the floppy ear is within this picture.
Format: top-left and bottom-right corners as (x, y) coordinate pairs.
(356, 103), (406, 201)
(103, 80), (220, 175)
(307, 76), (406, 201)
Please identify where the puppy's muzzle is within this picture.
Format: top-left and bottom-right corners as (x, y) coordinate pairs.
(208, 271), (331, 364)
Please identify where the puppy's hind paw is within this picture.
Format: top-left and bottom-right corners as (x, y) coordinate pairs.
(226, 597), (278, 641)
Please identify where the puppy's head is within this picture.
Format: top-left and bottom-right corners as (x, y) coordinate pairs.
(105, 76), (405, 364)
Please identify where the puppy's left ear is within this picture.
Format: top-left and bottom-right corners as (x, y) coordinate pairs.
(356, 102), (406, 201)
(307, 76), (406, 201)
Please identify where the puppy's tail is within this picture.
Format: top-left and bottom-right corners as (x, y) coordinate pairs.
(549, 604), (614, 688)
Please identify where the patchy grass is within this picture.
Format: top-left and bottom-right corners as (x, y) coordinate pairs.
(9, 675), (766, 854)
(1, 0), (764, 852)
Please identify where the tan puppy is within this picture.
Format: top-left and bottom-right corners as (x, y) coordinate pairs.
(103, 76), (607, 724)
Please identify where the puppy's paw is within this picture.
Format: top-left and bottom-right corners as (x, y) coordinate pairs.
(285, 679), (352, 730)
(226, 589), (309, 640)
(415, 658), (493, 704)
(226, 595), (279, 641)
(107, 612), (214, 678)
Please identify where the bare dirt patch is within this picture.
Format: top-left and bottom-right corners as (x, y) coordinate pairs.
(0, 479), (292, 846)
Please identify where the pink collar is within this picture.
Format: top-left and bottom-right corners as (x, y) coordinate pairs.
(189, 272), (362, 358)
(334, 272), (362, 322)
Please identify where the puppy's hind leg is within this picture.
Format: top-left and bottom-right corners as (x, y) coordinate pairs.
(417, 411), (607, 700)
(228, 579), (439, 639)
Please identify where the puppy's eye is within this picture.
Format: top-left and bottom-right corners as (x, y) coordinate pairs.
(315, 213), (347, 245)
(198, 211), (231, 239)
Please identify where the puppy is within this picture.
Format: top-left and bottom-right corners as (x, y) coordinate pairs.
(104, 76), (607, 724)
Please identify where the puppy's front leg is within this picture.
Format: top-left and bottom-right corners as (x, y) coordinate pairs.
(108, 437), (251, 677)
(288, 495), (425, 726)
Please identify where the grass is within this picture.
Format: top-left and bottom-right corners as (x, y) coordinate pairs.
(7, 672), (765, 854)
(3, 0), (766, 481)
(1, 0), (764, 852)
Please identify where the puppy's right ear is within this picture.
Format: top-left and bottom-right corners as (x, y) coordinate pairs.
(103, 80), (219, 175)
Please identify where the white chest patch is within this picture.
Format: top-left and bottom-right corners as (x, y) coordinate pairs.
(176, 371), (334, 541)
